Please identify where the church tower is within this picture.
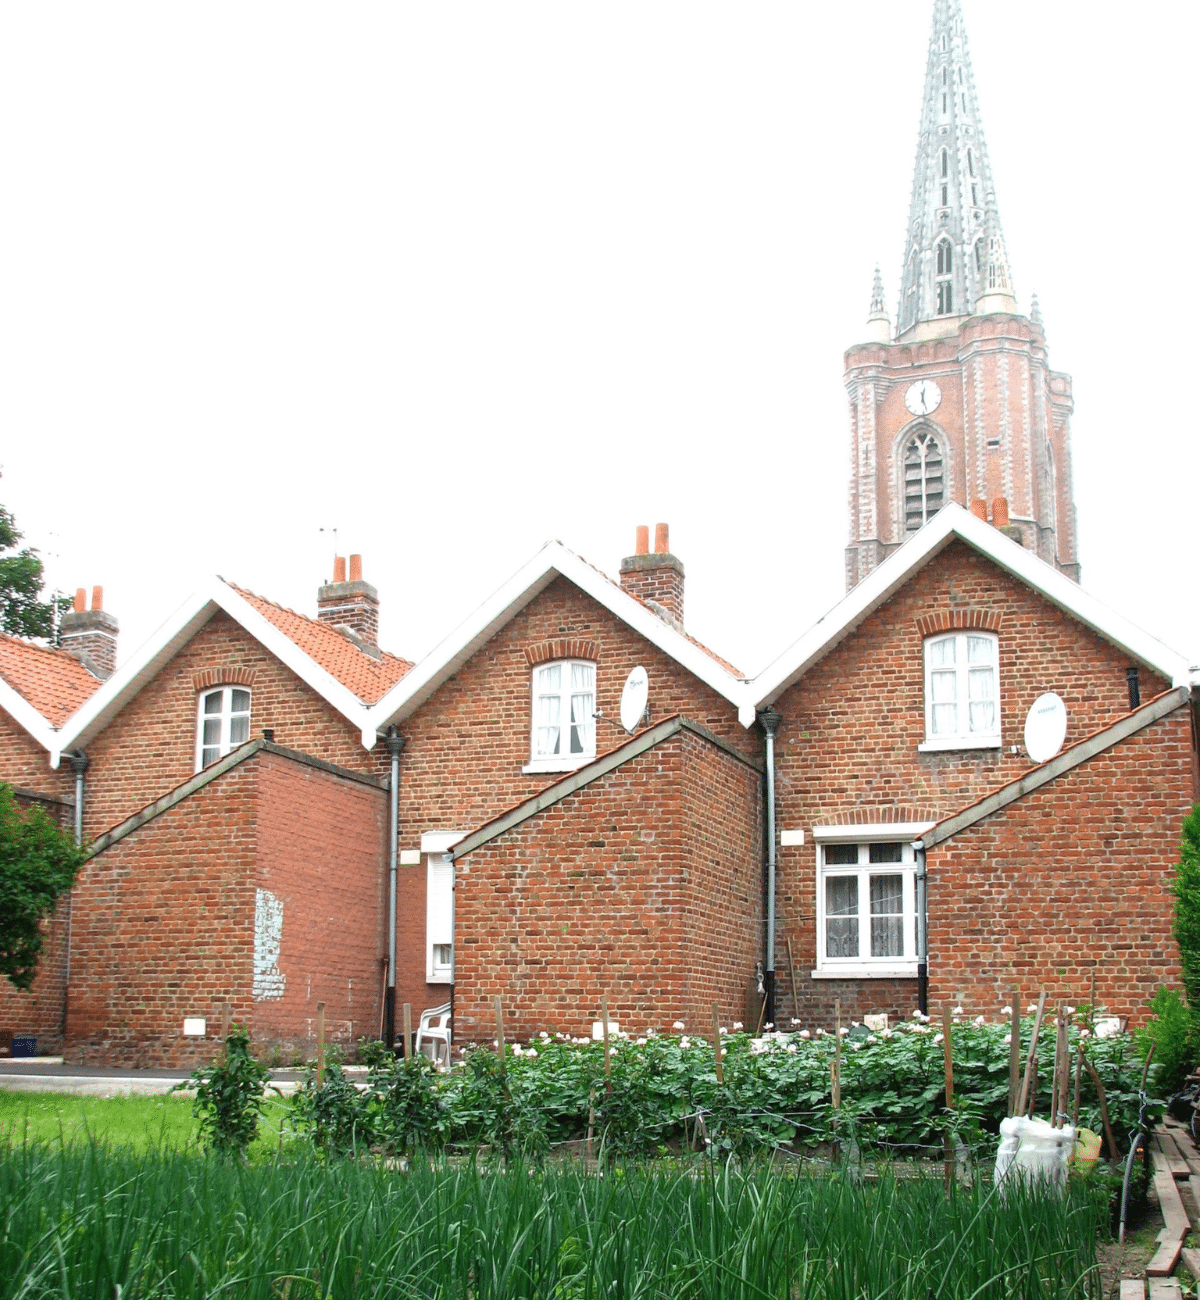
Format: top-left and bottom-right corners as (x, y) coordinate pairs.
(844, 0), (1079, 590)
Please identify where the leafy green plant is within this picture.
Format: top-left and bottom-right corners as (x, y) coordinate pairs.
(1138, 987), (1192, 1093)
(1173, 802), (1200, 1068)
(355, 1036), (389, 1067)
(0, 783), (86, 989)
(367, 1053), (449, 1155)
(177, 1026), (274, 1160)
(290, 1061), (370, 1157)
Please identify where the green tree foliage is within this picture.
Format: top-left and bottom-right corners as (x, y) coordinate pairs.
(180, 1027), (275, 1160)
(1172, 802), (1200, 1065)
(0, 784), (85, 989)
(0, 503), (70, 638)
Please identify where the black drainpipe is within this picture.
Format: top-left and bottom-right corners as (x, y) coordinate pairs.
(383, 727), (406, 1052)
(915, 843), (928, 1016)
(1126, 666), (1141, 710)
(757, 706), (782, 1028)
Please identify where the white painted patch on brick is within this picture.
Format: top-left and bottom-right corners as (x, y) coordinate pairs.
(253, 888), (286, 1001)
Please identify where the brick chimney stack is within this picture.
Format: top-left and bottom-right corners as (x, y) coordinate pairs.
(59, 585), (119, 679)
(619, 523), (685, 630)
(317, 554), (379, 648)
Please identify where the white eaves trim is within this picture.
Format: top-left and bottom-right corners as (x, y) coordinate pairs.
(368, 540), (747, 734)
(741, 503), (1195, 726)
(49, 578), (375, 767)
(0, 675), (59, 752)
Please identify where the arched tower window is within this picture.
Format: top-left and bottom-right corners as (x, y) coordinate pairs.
(937, 241), (952, 275)
(967, 148), (976, 177)
(940, 148), (948, 178)
(904, 430), (945, 531)
(935, 240), (954, 314)
(974, 239), (983, 273)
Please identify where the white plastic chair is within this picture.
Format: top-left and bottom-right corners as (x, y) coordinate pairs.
(415, 1002), (452, 1068)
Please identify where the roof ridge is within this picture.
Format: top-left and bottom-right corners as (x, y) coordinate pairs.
(224, 579), (412, 668)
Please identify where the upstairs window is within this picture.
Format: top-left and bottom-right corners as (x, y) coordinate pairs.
(196, 687), (251, 770)
(527, 660), (596, 772)
(904, 429), (944, 531)
(921, 631), (1000, 749)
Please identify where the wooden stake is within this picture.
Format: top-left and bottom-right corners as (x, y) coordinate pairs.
(1090, 961), (1097, 1031)
(943, 1007), (955, 1191)
(1082, 1053), (1119, 1159)
(832, 999), (841, 1109)
(1049, 1007), (1063, 1126)
(1016, 992), (1046, 1117)
(220, 1002), (231, 1042)
(787, 937), (801, 1023)
(601, 997), (613, 1094)
(1026, 1058), (1037, 1118)
(586, 1086), (595, 1163)
(316, 1001), (326, 1089)
(1008, 993), (1021, 1117)
(712, 1004), (724, 1086)
(1072, 1041), (1084, 1129)
(402, 1002), (413, 1061)
(1058, 1010), (1072, 1126)
(493, 995), (506, 1076)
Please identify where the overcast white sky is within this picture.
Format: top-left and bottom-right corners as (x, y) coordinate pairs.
(2, 2), (1196, 680)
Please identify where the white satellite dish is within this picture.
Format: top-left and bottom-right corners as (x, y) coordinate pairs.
(619, 666), (649, 733)
(1024, 692), (1067, 763)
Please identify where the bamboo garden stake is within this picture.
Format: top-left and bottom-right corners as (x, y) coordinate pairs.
(712, 1004), (724, 1086)
(942, 1007), (955, 1191)
(832, 999), (841, 1109)
(601, 997), (613, 1094)
(316, 1001), (326, 1089)
(1016, 992), (1046, 1116)
(494, 996), (506, 1076)
(1007, 993), (1021, 1116)
(402, 1002), (413, 1061)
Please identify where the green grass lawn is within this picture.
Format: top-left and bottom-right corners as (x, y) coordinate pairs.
(0, 1090), (294, 1153)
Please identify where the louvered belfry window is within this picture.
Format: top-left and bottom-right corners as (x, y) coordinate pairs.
(904, 430), (945, 532)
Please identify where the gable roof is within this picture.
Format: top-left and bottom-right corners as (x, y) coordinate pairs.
(228, 585), (412, 705)
(741, 503), (1195, 727)
(0, 633), (104, 748)
(48, 577), (399, 764)
(367, 540), (747, 736)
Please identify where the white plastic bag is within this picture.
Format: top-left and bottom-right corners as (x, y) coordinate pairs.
(994, 1117), (1075, 1191)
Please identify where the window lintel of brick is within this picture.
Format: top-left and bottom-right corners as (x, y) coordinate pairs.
(192, 666), (258, 692)
(914, 608), (1002, 639)
(524, 639), (599, 669)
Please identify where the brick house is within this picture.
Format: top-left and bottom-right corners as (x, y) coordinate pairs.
(0, 507), (1196, 1065)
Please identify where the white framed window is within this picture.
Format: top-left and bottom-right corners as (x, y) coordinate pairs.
(196, 687), (251, 770)
(919, 630), (1000, 751)
(812, 825), (931, 978)
(425, 847), (456, 984)
(524, 660), (596, 774)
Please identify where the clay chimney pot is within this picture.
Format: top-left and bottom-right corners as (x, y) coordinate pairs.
(970, 499), (988, 522)
(991, 496), (1010, 527)
(349, 554), (363, 582)
(73, 588), (86, 614)
(654, 523), (670, 554)
(332, 555), (347, 583)
(91, 586), (103, 612)
(635, 525), (649, 556)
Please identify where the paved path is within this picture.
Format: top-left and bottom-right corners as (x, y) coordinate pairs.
(0, 1059), (322, 1098)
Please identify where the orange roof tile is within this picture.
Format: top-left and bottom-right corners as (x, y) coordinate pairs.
(227, 584), (413, 704)
(0, 633), (104, 727)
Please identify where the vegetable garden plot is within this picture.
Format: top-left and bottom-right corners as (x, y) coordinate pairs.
(0, 1147), (1107, 1299)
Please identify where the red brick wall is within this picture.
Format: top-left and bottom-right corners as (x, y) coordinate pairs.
(252, 752), (388, 1060)
(452, 727), (761, 1044)
(0, 709), (73, 812)
(388, 576), (752, 1015)
(80, 610), (374, 841)
(927, 706), (1195, 1023)
(66, 759), (258, 1068)
(772, 540), (1173, 1026)
(65, 749), (389, 1067)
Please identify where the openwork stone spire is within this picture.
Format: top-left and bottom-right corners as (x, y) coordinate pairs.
(1029, 291), (1043, 328)
(865, 265), (891, 342)
(895, 0), (1013, 338)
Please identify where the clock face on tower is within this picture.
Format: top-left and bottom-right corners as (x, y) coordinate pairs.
(904, 379), (942, 416)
